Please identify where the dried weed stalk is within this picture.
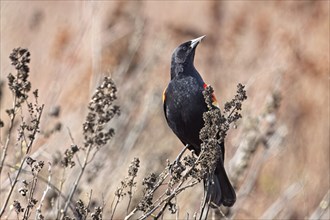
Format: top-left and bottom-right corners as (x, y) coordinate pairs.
(121, 84), (247, 220)
(0, 48), (120, 219)
(0, 48), (44, 218)
(61, 76), (120, 218)
(110, 157), (140, 219)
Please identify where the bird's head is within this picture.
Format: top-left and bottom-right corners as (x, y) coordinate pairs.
(171, 35), (205, 79)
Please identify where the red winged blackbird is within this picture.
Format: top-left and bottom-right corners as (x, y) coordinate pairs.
(163, 36), (236, 207)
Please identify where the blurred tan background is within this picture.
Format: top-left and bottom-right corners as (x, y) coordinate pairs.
(1, 1), (329, 219)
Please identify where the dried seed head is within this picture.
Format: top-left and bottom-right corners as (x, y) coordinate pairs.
(26, 156), (36, 166)
(18, 187), (28, 196)
(83, 77), (120, 149)
(12, 200), (24, 213)
(7, 48), (32, 107)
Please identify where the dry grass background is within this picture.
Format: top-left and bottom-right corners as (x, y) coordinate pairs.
(0, 1), (329, 219)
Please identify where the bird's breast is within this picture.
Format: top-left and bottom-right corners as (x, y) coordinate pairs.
(165, 76), (207, 148)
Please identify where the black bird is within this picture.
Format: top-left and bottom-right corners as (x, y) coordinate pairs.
(163, 36), (236, 207)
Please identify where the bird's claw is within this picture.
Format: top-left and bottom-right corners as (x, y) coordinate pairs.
(169, 144), (189, 176)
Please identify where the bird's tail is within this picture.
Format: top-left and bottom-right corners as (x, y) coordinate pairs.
(204, 156), (236, 207)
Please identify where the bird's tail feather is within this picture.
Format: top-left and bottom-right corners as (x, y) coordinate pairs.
(204, 159), (236, 207)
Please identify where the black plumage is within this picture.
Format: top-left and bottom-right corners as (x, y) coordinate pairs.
(163, 36), (236, 207)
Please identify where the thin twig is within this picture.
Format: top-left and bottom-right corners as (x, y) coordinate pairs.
(66, 127), (75, 144)
(154, 202), (169, 219)
(23, 167), (40, 219)
(7, 172), (13, 186)
(110, 187), (122, 220)
(56, 169), (67, 219)
(61, 144), (93, 218)
(125, 151), (204, 220)
(124, 207), (137, 220)
(87, 148), (100, 164)
(126, 174), (137, 215)
(138, 180), (200, 220)
(35, 162), (52, 220)
(0, 105), (44, 217)
(3, 162), (69, 208)
(87, 189), (93, 210)
(0, 96), (17, 176)
(85, 190), (93, 220)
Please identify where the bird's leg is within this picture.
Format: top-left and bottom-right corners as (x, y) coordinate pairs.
(169, 145), (189, 176)
(174, 144), (189, 164)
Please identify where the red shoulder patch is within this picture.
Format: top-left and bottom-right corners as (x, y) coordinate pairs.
(203, 83), (219, 107)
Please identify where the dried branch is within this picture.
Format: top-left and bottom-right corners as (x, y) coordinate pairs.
(0, 48), (32, 175)
(61, 77), (119, 218)
(0, 104), (44, 217)
(123, 84), (247, 220)
(35, 162), (52, 220)
(61, 145), (93, 217)
(23, 159), (45, 219)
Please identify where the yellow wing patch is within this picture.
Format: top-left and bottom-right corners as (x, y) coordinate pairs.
(162, 87), (167, 103)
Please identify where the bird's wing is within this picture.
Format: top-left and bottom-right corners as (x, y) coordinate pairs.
(163, 86), (190, 148)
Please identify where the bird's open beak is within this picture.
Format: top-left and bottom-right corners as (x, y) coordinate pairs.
(190, 35), (206, 49)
